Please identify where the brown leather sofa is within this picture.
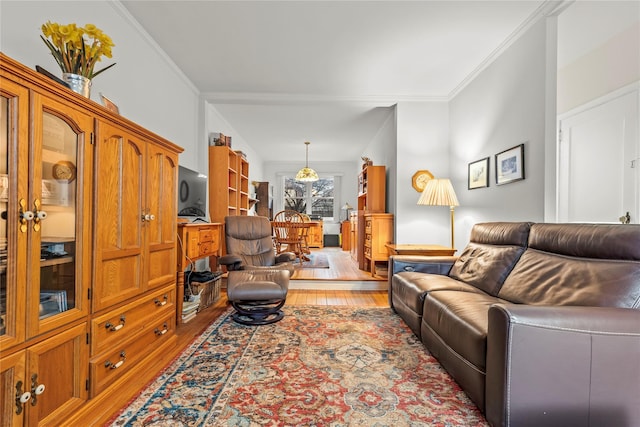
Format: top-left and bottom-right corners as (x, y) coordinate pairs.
(388, 222), (640, 427)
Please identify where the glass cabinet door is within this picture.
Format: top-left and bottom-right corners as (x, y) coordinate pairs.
(0, 80), (29, 350)
(27, 94), (92, 338)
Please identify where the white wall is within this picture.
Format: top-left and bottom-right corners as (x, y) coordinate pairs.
(557, 2), (640, 115)
(449, 19), (548, 250)
(0, 1), (201, 168)
(393, 102), (450, 245)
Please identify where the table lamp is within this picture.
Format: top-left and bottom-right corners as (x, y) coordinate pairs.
(417, 178), (459, 249)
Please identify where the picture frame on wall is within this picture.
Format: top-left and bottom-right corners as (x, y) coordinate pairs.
(468, 157), (489, 189)
(495, 143), (525, 185)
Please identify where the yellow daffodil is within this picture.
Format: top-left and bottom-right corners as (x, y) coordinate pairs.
(40, 21), (116, 79)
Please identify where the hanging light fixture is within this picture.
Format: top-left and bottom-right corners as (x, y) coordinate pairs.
(295, 141), (319, 182)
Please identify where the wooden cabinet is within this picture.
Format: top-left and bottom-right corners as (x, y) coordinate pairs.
(208, 146), (249, 256)
(353, 165), (389, 273)
(254, 181), (272, 219)
(363, 213), (394, 277)
(1, 57), (93, 424)
(208, 146), (249, 222)
(93, 120), (179, 312)
(306, 221), (323, 248)
(175, 222), (222, 323)
(357, 165), (386, 213)
(0, 53), (182, 426)
(341, 220), (351, 251)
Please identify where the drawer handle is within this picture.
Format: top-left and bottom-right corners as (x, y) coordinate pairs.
(14, 381), (30, 414)
(105, 315), (126, 332)
(105, 351), (126, 369)
(154, 323), (169, 336)
(154, 295), (168, 306)
(403, 266), (415, 272)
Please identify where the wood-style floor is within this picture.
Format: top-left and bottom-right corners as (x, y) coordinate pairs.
(290, 247), (382, 281)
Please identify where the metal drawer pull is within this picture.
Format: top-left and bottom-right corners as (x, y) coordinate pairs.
(154, 295), (168, 306)
(105, 351), (126, 369)
(105, 315), (126, 331)
(154, 323), (169, 335)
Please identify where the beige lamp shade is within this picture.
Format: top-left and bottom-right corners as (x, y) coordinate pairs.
(417, 178), (459, 207)
(417, 178), (459, 249)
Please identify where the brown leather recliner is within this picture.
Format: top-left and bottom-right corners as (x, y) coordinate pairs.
(219, 215), (295, 273)
(220, 215), (295, 325)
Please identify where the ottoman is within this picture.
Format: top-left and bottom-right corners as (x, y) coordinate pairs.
(226, 269), (290, 325)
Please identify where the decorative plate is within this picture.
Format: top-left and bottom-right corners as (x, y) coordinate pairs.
(52, 160), (77, 182)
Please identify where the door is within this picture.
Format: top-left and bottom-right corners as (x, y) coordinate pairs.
(93, 120), (145, 311)
(27, 93), (93, 338)
(558, 89), (639, 223)
(145, 143), (178, 290)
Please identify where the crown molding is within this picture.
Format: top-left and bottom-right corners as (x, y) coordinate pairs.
(110, 0), (199, 95)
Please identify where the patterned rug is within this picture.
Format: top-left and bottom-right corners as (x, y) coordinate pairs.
(108, 306), (488, 426)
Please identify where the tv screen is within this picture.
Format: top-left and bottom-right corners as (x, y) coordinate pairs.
(178, 166), (207, 217)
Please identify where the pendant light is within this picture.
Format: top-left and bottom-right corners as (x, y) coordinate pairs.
(295, 141), (319, 182)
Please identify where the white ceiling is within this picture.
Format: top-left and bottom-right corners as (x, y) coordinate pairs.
(120, 1), (551, 162)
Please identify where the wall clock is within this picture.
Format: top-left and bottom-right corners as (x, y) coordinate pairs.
(411, 170), (434, 193)
(52, 161), (77, 183)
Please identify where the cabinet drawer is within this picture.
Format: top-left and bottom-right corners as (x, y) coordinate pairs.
(90, 286), (175, 355)
(90, 313), (175, 396)
(199, 229), (213, 242)
(199, 241), (212, 256)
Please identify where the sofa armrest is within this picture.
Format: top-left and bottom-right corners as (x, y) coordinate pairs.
(388, 255), (457, 306)
(486, 304), (640, 427)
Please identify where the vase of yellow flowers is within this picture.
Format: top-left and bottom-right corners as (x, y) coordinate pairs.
(41, 21), (115, 98)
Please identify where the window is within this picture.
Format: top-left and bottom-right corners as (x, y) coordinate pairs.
(284, 176), (334, 219)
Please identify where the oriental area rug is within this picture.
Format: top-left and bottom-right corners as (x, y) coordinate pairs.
(108, 306), (488, 426)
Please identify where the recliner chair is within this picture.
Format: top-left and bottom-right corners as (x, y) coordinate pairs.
(220, 215), (294, 325)
(219, 215), (295, 273)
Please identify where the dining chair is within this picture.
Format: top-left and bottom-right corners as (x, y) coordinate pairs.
(272, 210), (307, 264)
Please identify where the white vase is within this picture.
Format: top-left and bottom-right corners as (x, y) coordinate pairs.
(62, 73), (91, 98)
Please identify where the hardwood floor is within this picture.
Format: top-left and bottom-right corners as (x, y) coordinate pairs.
(291, 247), (382, 281)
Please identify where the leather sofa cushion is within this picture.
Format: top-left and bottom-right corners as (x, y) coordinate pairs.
(392, 272), (481, 314)
(498, 249), (640, 308)
(448, 222), (531, 296)
(422, 290), (508, 371)
(466, 221), (532, 247)
(528, 223), (640, 261)
(449, 244), (526, 296)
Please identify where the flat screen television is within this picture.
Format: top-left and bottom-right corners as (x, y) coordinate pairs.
(177, 166), (208, 219)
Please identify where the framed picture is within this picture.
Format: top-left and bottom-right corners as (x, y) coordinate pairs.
(495, 143), (525, 185)
(468, 157), (489, 190)
(100, 93), (119, 114)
